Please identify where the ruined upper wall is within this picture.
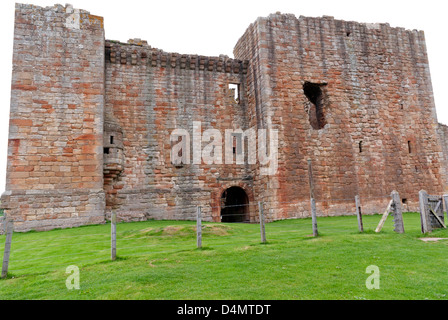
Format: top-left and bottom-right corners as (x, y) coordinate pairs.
(105, 39), (249, 74)
(234, 12), (429, 52)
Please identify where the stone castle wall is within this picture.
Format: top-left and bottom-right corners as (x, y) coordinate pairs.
(234, 13), (445, 219)
(437, 123), (448, 189)
(1, 4), (105, 231)
(1, 4), (446, 231)
(103, 40), (254, 223)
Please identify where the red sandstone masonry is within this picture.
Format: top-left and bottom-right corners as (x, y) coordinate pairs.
(437, 123), (448, 189)
(234, 13), (445, 219)
(1, 4), (447, 232)
(1, 3), (105, 231)
(106, 40), (248, 73)
(103, 40), (253, 222)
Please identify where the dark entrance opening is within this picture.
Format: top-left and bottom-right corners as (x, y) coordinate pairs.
(221, 187), (249, 223)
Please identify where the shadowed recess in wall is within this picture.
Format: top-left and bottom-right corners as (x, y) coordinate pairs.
(303, 82), (327, 130)
(221, 187), (250, 223)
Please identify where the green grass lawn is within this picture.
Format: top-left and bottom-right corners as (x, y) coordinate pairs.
(1, 212), (448, 300)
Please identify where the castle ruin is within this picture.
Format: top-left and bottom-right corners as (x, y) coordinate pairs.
(2, 3), (447, 232)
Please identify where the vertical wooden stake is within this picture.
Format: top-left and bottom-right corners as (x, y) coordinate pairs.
(1, 220), (13, 279)
(197, 206), (202, 249)
(443, 194), (448, 222)
(391, 190), (405, 234)
(258, 202), (266, 244)
(111, 212), (117, 261)
(419, 190), (430, 234)
(308, 159), (318, 237)
(307, 159), (315, 199)
(355, 195), (364, 233)
(310, 198), (318, 237)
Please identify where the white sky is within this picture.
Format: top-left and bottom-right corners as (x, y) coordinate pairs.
(0, 0), (446, 194)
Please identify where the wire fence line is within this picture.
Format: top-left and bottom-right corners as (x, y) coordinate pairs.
(119, 194), (394, 222)
(0, 191), (426, 288)
(127, 193), (392, 213)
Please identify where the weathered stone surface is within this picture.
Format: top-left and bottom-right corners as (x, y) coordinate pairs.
(437, 123), (448, 189)
(1, 3), (105, 231)
(234, 13), (446, 219)
(1, 4), (446, 231)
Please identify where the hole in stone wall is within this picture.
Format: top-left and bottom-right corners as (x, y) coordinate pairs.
(408, 141), (412, 154)
(104, 147), (110, 154)
(346, 31), (351, 37)
(230, 132), (243, 156)
(359, 141), (363, 153)
(303, 82), (327, 130)
(228, 83), (240, 104)
(402, 198), (409, 211)
(110, 136), (114, 144)
(171, 134), (187, 168)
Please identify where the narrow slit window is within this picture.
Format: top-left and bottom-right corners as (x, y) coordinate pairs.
(229, 83), (240, 103)
(231, 132), (243, 155)
(110, 136), (114, 144)
(408, 141), (412, 154)
(359, 141), (363, 153)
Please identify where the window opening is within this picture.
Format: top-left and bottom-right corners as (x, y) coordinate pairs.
(228, 83), (240, 103)
(303, 82), (327, 130)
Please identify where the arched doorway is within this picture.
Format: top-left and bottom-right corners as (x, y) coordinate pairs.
(220, 187), (250, 222)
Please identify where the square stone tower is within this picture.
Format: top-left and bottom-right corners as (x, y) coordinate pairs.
(1, 4), (106, 231)
(234, 13), (445, 219)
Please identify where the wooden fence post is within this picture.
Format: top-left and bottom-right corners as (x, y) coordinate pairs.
(419, 190), (431, 234)
(355, 195), (364, 233)
(1, 220), (13, 279)
(111, 212), (117, 261)
(307, 159), (318, 237)
(310, 198), (318, 237)
(391, 190), (405, 234)
(258, 202), (267, 244)
(443, 194), (448, 221)
(197, 206), (202, 249)
(307, 159), (315, 199)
